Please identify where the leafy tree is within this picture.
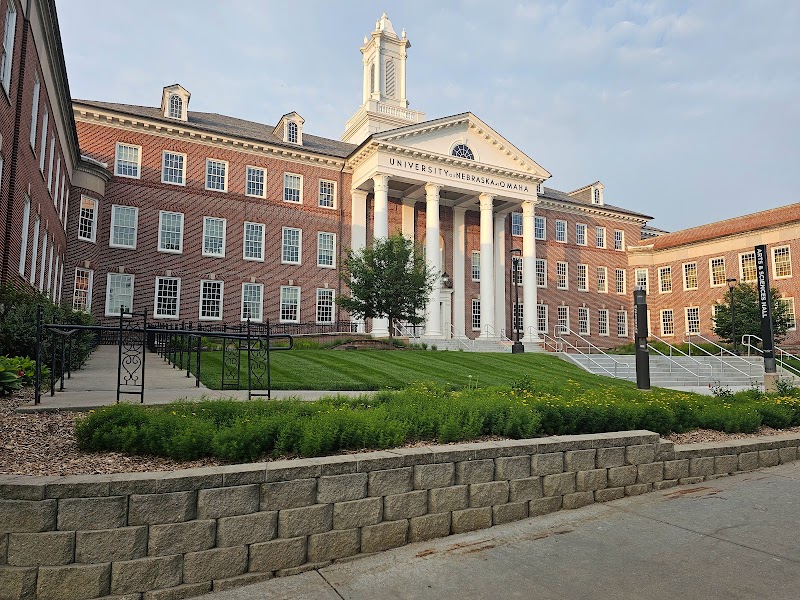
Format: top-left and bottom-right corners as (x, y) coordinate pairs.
(337, 233), (436, 339)
(712, 283), (792, 347)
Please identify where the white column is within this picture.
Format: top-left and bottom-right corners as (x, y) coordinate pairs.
(494, 214), (507, 339)
(371, 174), (390, 337)
(424, 183), (442, 338)
(478, 193), (496, 339)
(452, 207), (467, 338)
(522, 200), (540, 342)
(401, 202), (415, 241)
(350, 189), (368, 333)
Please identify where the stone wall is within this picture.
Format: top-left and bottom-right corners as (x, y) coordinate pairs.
(2, 430), (799, 600)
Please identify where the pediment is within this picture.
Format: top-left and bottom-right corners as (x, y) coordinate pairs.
(370, 113), (551, 180)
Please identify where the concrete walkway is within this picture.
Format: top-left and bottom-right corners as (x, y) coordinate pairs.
(18, 346), (369, 412)
(199, 462), (800, 600)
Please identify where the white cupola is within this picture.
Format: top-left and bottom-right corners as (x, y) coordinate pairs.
(161, 84), (190, 122)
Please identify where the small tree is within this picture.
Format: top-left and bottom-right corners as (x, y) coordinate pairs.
(712, 282), (792, 346)
(337, 233), (436, 339)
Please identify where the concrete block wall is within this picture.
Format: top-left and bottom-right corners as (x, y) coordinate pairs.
(1, 430), (799, 599)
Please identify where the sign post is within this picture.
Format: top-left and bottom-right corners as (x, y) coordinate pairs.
(633, 287), (650, 390)
(755, 244), (778, 391)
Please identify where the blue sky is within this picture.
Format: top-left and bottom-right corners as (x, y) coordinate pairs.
(57, 1), (800, 231)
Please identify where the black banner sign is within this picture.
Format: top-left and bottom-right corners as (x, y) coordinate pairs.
(755, 244), (777, 373)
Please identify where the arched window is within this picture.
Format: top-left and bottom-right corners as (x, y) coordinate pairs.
(168, 95), (182, 119)
(451, 144), (475, 160)
(593, 188), (601, 204)
(369, 63), (375, 94)
(385, 60), (396, 98)
(287, 121), (298, 144)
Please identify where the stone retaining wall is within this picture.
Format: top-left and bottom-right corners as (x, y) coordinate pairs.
(2, 430), (799, 600)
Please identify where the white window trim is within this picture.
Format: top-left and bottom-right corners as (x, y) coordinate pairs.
(161, 150), (187, 186)
(772, 246), (792, 279)
(576, 223), (587, 246)
(73, 268), (93, 313)
(1, 3), (17, 94)
(617, 311), (629, 337)
(555, 220), (567, 243)
(104, 273), (135, 317)
(199, 280), (224, 321)
(597, 266), (608, 294)
(280, 285), (301, 323)
(709, 257), (726, 287)
(281, 226), (302, 265)
(739, 251), (757, 283)
(29, 74), (39, 148)
(534, 216), (546, 241)
(78, 196), (98, 243)
(615, 269), (627, 295)
(658, 266), (672, 294)
(283, 172), (304, 204)
(318, 178), (337, 209)
(577, 264), (588, 292)
(158, 210), (184, 254)
(557, 261), (568, 290)
(557, 306), (570, 336)
(578, 307), (590, 335)
(315, 288), (335, 325)
(684, 306), (701, 335)
(109, 205), (139, 250)
(537, 304), (549, 334)
(471, 251), (481, 282)
(241, 282), (264, 323)
(204, 158), (229, 192)
(242, 221), (265, 262)
(660, 309), (675, 337)
(635, 268), (649, 294)
(598, 309), (610, 337)
(39, 110), (48, 172)
(153, 276), (181, 320)
(317, 232), (336, 269)
(682, 262), (698, 291)
(595, 226), (606, 249)
(536, 258), (547, 288)
(614, 230), (625, 251)
(779, 297), (796, 331)
(511, 213), (523, 237)
(114, 142), (142, 179)
(471, 299), (481, 331)
(245, 166), (267, 199)
(202, 216), (227, 258)
(19, 195), (30, 276)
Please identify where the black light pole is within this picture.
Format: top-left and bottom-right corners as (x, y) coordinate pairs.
(726, 278), (737, 354)
(510, 249), (523, 354)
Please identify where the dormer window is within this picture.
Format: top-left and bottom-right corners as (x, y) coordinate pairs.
(168, 95), (182, 120)
(451, 144), (474, 160)
(593, 189), (600, 204)
(276, 112), (304, 145)
(160, 84), (190, 122)
(287, 121), (298, 144)
(537, 183), (544, 195)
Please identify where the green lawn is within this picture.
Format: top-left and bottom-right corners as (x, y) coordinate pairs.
(176, 349), (626, 391)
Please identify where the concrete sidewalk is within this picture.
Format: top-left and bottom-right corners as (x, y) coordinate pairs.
(199, 462), (800, 600)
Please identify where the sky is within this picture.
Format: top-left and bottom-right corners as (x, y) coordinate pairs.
(56, 1), (800, 232)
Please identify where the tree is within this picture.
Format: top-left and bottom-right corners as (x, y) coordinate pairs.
(712, 282), (793, 347)
(337, 233), (436, 339)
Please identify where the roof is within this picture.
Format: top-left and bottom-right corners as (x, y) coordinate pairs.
(632, 203), (800, 251)
(73, 100), (357, 159)
(539, 186), (653, 221)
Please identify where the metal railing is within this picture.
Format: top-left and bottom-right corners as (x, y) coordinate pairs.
(539, 328), (562, 352)
(647, 334), (712, 385)
(741, 334), (800, 379)
(683, 332), (760, 381)
(449, 324), (475, 350)
(555, 326), (631, 379)
(392, 321), (422, 339)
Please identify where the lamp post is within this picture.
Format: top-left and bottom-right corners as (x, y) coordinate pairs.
(726, 278), (737, 354)
(510, 249), (524, 354)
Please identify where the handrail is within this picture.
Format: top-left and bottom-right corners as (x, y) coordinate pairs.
(646, 337), (711, 385)
(556, 326), (631, 379)
(683, 332), (759, 380)
(482, 324), (498, 339)
(539, 330), (562, 352)
(742, 334), (800, 379)
(449, 324), (474, 351)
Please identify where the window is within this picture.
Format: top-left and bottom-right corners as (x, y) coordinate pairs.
(62, 190), (69, 232)
(597, 267), (607, 293)
(661, 309), (675, 336)
(555, 220), (567, 243)
(614, 230), (625, 251)
(161, 151), (186, 185)
(740, 252), (757, 283)
(471, 299), (481, 331)
(53, 158), (61, 205)
(577, 264), (588, 291)
(778, 298), (796, 331)
(658, 266), (672, 293)
(280, 286), (300, 322)
(319, 179), (335, 208)
(512, 256), (523, 285)
(202, 217), (227, 257)
(617, 311), (629, 337)
(241, 283), (264, 322)
(317, 232), (336, 268)
(59, 174), (66, 221)
(513, 303), (523, 333)
(511, 213), (522, 236)
(557, 306), (569, 335)
(286, 121), (298, 144)
(578, 307), (589, 335)
(537, 304), (548, 334)
(284, 173), (302, 203)
(106, 273), (134, 316)
(282, 227), (302, 264)
(598, 310), (609, 336)
(29, 218), (39, 285)
(557, 262), (568, 290)
(595, 226), (606, 249)
(0, 3), (16, 93)
(110, 205), (138, 249)
(710, 257), (726, 286)
(615, 269), (626, 294)
(154, 277), (180, 319)
(576, 223), (586, 246)
(30, 74), (39, 147)
(535, 258), (547, 287)
(773, 246), (792, 278)
(246, 166), (266, 198)
(712, 303), (725, 327)
(47, 136), (54, 191)
(369, 62), (375, 94)
(243, 222), (265, 261)
(534, 216), (545, 240)
(19, 195), (30, 276)
(52, 255), (60, 300)
(205, 159), (228, 192)
(168, 94), (182, 119)
(316, 289), (335, 324)
(158, 211), (184, 253)
(72, 268), (93, 312)
(682, 262), (698, 290)
(471, 251), (480, 281)
(199, 280), (224, 320)
(593, 188), (601, 204)
(685, 307), (700, 335)
(114, 143), (141, 178)
(78, 196), (98, 242)
(385, 58), (397, 97)
(635, 268), (649, 293)
(46, 243), (53, 296)
(39, 110), (48, 172)
(451, 144), (474, 160)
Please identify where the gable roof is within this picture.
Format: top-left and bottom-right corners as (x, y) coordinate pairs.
(632, 203), (800, 251)
(73, 100), (356, 159)
(539, 186), (653, 221)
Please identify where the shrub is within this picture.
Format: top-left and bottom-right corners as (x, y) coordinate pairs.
(0, 362), (21, 394)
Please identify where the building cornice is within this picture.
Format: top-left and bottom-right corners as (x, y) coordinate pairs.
(536, 197), (650, 225)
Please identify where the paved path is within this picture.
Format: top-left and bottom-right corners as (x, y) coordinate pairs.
(199, 462), (800, 600)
